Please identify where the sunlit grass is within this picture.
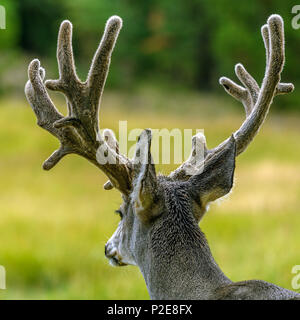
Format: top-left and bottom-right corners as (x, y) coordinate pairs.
(0, 89), (299, 299)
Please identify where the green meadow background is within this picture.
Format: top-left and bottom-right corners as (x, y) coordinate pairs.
(0, 0), (300, 299)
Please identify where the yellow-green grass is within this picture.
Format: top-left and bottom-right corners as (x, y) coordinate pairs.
(0, 89), (300, 299)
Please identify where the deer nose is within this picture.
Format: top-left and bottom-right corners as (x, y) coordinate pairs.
(105, 242), (115, 258)
(105, 243), (111, 257)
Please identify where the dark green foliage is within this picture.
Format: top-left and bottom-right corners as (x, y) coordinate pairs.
(0, 0), (19, 49)
(17, 0), (66, 55)
(2, 0), (300, 109)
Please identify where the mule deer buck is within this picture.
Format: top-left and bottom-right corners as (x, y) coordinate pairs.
(25, 14), (300, 300)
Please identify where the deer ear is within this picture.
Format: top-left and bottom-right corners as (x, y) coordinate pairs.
(188, 135), (236, 207)
(131, 129), (159, 222)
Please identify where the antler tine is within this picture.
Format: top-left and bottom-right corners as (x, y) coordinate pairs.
(261, 23), (294, 95)
(219, 76), (253, 117)
(170, 14), (294, 182)
(88, 16), (123, 105)
(261, 23), (270, 66)
(170, 132), (208, 180)
(103, 129), (120, 155)
(102, 129), (124, 191)
(25, 16), (133, 195)
(26, 59), (63, 129)
(45, 20), (80, 92)
(25, 59), (69, 169)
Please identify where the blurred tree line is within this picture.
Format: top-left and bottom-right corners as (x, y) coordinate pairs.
(0, 0), (299, 110)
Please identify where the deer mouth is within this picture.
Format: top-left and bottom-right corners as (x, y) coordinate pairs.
(109, 256), (128, 267)
(105, 244), (128, 267)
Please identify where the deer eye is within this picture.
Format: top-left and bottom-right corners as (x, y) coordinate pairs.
(115, 209), (123, 219)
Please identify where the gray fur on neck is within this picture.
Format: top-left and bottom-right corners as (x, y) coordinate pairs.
(134, 179), (300, 300)
(137, 181), (231, 300)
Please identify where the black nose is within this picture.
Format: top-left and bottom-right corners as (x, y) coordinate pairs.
(104, 244), (108, 256)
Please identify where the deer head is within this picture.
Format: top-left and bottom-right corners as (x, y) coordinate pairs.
(25, 15), (300, 299)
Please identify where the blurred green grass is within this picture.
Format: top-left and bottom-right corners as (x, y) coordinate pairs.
(0, 89), (300, 299)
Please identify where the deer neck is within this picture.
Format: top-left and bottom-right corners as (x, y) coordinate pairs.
(137, 187), (232, 299)
(139, 231), (231, 299)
